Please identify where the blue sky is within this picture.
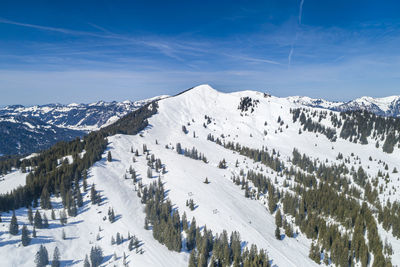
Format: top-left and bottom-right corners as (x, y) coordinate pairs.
(1, 0), (400, 105)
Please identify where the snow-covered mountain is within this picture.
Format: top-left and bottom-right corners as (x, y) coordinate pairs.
(0, 96), (167, 131)
(1, 85), (399, 266)
(0, 96), (166, 155)
(0, 115), (84, 155)
(2, 90), (400, 156)
(287, 95), (400, 117)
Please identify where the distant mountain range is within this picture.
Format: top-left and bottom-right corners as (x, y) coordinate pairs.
(287, 95), (400, 117)
(0, 96), (166, 155)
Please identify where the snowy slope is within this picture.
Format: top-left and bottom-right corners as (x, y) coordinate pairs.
(1, 85), (400, 266)
(0, 170), (27, 194)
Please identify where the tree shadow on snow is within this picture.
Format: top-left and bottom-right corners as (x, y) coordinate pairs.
(60, 259), (80, 266)
(64, 236), (79, 241)
(102, 254), (113, 264)
(0, 238), (20, 247)
(30, 235), (54, 245)
(69, 220), (84, 225)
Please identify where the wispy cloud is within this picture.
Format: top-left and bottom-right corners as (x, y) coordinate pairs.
(0, 17), (109, 38)
(0, 17), (200, 61)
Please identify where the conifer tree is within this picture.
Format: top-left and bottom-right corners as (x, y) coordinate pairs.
(21, 225), (31, 246)
(147, 167), (152, 178)
(187, 217), (197, 250)
(40, 187), (52, 209)
(51, 247), (60, 267)
(128, 237), (134, 251)
(176, 143), (182, 154)
(43, 213), (49, 228)
(182, 212), (188, 231)
(188, 249), (197, 267)
(116, 232), (122, 245)
(34, 210), (43, 229)
(90, 245), (103, 267)
(35, 245), (49, 267)
(59, 209), (67, 225)
(28, 207), (33, 225)
(76, 187), (83, 207)
(107, 151), (112, 162)
(9, 211), (18, 235)
(33, 226), (37, 238)
(218, 159), (227, 169)
(83, 255), (90, 267)
(90, 184), (99, 204)
(275, 209), (282, 228)
(309, 242), (320, 263)
(108, 207), (115, 223)
(83, 172), (88, 192)
(275, 226), (281, 240)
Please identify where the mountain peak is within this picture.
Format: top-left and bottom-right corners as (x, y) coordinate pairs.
(177, 84), (218, 96)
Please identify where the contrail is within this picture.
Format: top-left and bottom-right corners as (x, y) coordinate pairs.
(299, 0), (305, 24)
(288, 0), (304, 67)
(288, 46), (294, 67)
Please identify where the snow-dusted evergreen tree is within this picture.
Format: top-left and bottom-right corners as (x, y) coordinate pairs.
(275, 226), (281, 240)
(147, 167), (152, 178)
(107, 151), (112, 162)
(40, 187), (52, 209)
(90, 184), (100, 204)
(116, 232), (122, 245)
(21, 225), (31, 246)
(90, 245), (103, 267)
(9, 211), (18, 235)
(28, 207), (33, 225)
(83, 255), (90, 267)
(35, 245), (49, 267)
(108, 207), (115, 223)
(82, 171), (88, 192)
(34, 210), (43, 229)
(76, 187), (83, 207)
(51, 247), (60, 267)
(275, 209), (282, 228)
(43, 213), (49, 228)
(176, 143), (182, 154)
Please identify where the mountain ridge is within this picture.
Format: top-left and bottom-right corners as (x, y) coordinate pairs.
(1, 84), (400, 156)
